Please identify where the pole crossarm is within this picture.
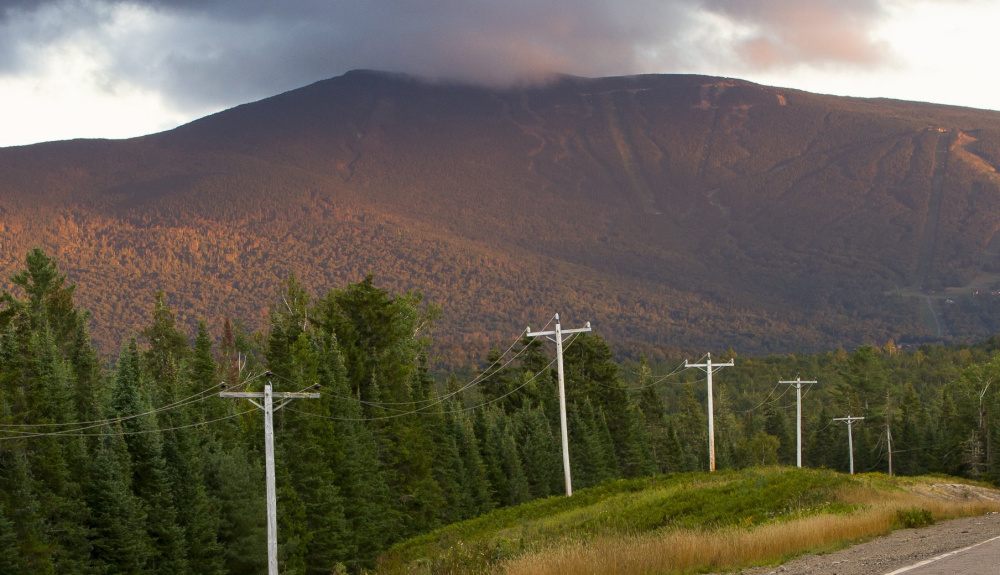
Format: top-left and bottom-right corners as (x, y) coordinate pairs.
(833, 416), (865, 475)
(526, 326), (592, 338)
(780, 377), (818, 468)
(683, 353), (734, 472)
(526, 313), (591, 497)
(220, 391), (320, 399)
(684, 357), (735, 371)
(778, 377), (817, 387)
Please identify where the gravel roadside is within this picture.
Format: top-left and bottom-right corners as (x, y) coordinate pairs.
(729, 511), (1000, 575)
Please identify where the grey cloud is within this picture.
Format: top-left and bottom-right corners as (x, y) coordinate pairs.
(0, 0), (924, 116)
(0, 1), (117, 74)
(103, 0), (696, 109)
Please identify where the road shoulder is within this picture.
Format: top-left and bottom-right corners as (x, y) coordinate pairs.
(731, 511), (1000, 575)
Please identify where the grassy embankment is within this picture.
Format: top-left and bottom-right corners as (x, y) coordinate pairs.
(376, 467), (1000, 575)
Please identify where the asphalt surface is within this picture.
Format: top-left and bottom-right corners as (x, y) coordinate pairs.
(883, 534), (1000, 575)
(733, 512), (1000, 575)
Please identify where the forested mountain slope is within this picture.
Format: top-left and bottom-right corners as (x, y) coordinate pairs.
(3, 70), (1000, 364)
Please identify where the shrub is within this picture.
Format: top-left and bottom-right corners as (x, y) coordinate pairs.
(896, 508), (934, 528)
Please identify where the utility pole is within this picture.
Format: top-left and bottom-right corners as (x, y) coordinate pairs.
(527, 314), (591, 497)
(887, 425), (893, 477)
(833, 416), (865, 475)
(779, 377), (817, 468)
(221, 374), (320, 575)
(685, 353), (735, 472)
(885, 389), (893, 477)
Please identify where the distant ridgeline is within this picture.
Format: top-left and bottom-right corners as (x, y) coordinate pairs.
(2, 71), (1000, 365)
(2, 250), (1000, 573)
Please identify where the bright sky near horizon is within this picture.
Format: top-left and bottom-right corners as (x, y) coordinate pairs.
(0, 0), (997, 148)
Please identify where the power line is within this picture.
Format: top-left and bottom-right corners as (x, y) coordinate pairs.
(0, 382), (224, 431)
(288, 346), (570, 422)
(735, 382), (788, 414)
(0, 389), (224, 438)
(306, 326), (536, 409)
(622, 361), (690, 391)
(623, 354), (707, 390)
(0, 369), (270, 433)
(0, 408), (254, 441)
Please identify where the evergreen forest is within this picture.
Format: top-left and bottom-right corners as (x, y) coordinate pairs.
(4, 249), (1000, 574)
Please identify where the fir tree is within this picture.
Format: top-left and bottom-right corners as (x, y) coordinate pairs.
(203, 445), (267, 575)
(513, 405), (559, 499)
(86, 434), (150, 575)
(637, 356), (676, 473)
(0, 501), (27, 573)
(764, 405), (795, 465)
(675, 383), (708, 471)
(110, 340), (189, 575)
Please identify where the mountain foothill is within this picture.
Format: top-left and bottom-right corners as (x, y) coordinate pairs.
(3, 69), (1000, 365)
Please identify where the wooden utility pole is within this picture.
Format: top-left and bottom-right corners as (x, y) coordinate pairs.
(833, 415), (865, 475)
(685, 353), (735, 472)
(885, 389), (893, 477)
(527, 314), (591, 496)
(780, 377), (817, 468)
(221, 374), (319, 575)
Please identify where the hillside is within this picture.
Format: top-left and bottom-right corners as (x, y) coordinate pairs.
(3, 70), (1000, 363)
(376, 467), (1000, 574)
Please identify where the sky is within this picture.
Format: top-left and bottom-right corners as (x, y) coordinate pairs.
(0, 0), (997, 148)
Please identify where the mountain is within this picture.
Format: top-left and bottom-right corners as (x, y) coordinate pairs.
(3, 70), (1000, 365)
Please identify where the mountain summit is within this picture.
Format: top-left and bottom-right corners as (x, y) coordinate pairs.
(3, 71), (1000, 363)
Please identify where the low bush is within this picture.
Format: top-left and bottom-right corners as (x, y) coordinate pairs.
(896, 508), (934, 529)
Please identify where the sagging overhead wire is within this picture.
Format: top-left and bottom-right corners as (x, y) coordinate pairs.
(287, 333), (582, 422)
(0, 408), (256, 441)
(308, 326), (534, 409)
(273, 314), (558, 410)
(737, 383), (798, 415)
(288, 356), (558, 422)
(0, 317), (567, 438)
(624, 360), (691, 391)
(5, 381), (320, 442)
(0, 369), (269, 436)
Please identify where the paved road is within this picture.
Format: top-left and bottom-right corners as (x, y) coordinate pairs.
(885, 534), (1000, 575)
(735, 511), (1000, 575)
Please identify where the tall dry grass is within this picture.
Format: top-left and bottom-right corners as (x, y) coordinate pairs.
(500, 489), (1000, 575)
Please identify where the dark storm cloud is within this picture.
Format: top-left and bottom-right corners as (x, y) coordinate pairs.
(107, 0), (695, 109)
(0, 0), (942, 113)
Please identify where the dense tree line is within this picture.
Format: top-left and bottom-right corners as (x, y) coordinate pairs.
(4, 250), (1000, 573)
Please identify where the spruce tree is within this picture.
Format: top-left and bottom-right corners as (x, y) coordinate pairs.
(0, 448), (53, 573)
(637, 356), (675, 473)
(764, 405), (795, 465)
(0, 501), (27, 573)
(513, 405), (559, 499)
(203, 444), (268, 575)
(450, 409), (494, 519)
(85, 434), (150, 575)
(675, 383), (708, 471)
(110, 340), (189, 575)
(274, 333), (351, 575)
